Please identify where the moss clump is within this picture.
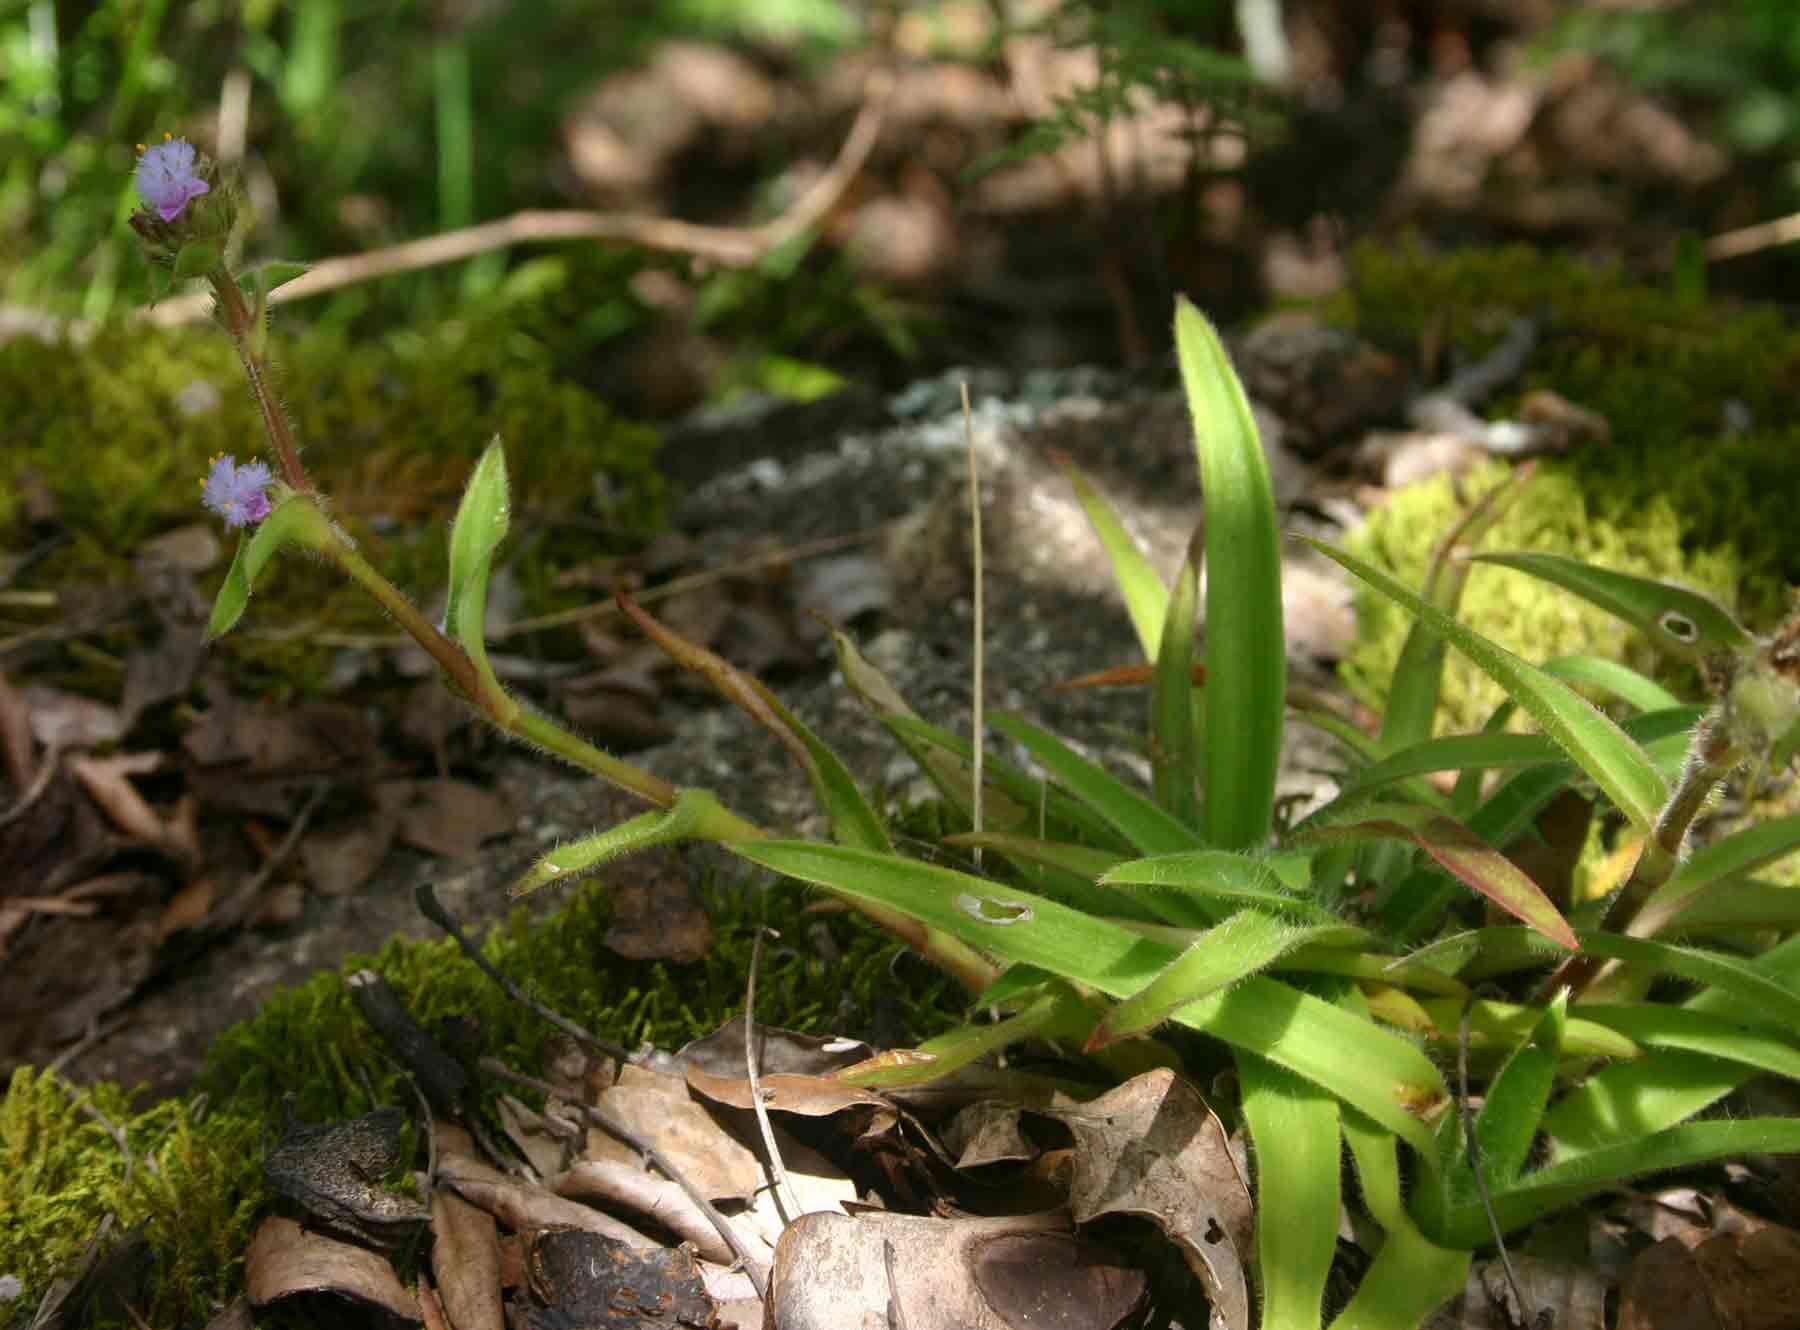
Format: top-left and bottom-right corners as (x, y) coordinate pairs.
(1, 315), (666, 696)
(0, 875), (958, 1326)
(1338, 244), (1800, 731)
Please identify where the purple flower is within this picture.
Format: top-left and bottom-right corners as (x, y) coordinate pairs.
(201, 454), (274, 528)
(135, 137), (210, 222)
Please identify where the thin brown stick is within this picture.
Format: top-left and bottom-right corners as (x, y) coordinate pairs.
(143, 73), (893, 328)
(415, 882), (640, 1066)
(477, 1058), (770, 1301)
(745, 927), (800, 1226)
(1706, 211), (1800, 262)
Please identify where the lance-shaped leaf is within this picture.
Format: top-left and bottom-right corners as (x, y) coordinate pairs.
(1419, 1118), (1800, 1248)
(1305, 537), (1668, 832)
(1151, 534), (1202, 826)
(1177, 298), (1284, 849)
(620, 594), (888, 852)
(206, 492), (332, 639)
(1295, 804), (1577, 949)
(1472, 550), (1752, 663)
(1383, 463), (1536, 751)
(734, 839), (1447, 1151)
(1089, 910), (1365, 1048)
(444, 439), (510, 695)
(1102, 849), (1339, 924)
(510, 789), (728, 897)
(235, 260), (311, 298)
(1629, 811), (1800, 940)
(990, 713), (1203, 858)
(1052, 451), (1170, 661)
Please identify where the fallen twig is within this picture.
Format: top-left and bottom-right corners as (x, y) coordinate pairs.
(141, 72), (893, 328)
(477, 1058), (770, 1301)
(414, 882), (641, 1067)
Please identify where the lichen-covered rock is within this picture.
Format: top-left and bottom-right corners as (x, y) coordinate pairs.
(1337, 244), (1800, 732)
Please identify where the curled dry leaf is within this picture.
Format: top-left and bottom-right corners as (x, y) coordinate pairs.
(1049, 1068), (1254, 1330)
(552, 1159), (769, 1267)
(436, 1150), (657, 1248)
(243, 1216), (419, 1323)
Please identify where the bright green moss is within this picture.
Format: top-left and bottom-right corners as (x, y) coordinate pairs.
(1, 316), (666, 695)
(0, 875), (958, 1325)
(1338, 244), (1800, 732)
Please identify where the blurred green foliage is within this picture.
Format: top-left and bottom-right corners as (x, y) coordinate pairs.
(0, 0), (864, 321)
(1543, 0), (1800, 205)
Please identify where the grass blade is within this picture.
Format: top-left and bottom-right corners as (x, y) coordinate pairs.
(1305, 537), (1669, 831)
(1053, 451), (1170, 660)
(990, 713), (1204, 856)
(1151, 535), (1202, 826)
(1176, 298), (1284, 848)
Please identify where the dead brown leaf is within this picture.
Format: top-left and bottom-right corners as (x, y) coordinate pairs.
(431, 1186), (504, 1330)
(767, 1210), (1144, 1330)
(243, 1215), (420, 1322)
(587, 1066), (763, 1202)
(436, 1149), (657, 1247)
(385, 779), (514, 859)
(1049, 1067), (1254, 1330)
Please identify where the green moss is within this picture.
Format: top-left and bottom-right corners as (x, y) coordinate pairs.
(1, 315), (666, 696)
(0, 874), (958, 1325)
(1337, 244), (1800, 732)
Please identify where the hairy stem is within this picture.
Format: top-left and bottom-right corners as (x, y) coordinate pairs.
(210, 269), (309, 493)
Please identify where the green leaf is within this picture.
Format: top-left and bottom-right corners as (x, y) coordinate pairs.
(205, 493), (332, 640)
(1630, 812), (1800, 940)
(1474, 997), (1563, 1187)
(235, 260), (310, 297)
(1333, 986), (1473, 1330)
(1151, 536), (1202, 826)
(1305, 537), (1669, 831)
(1239, 1053), (1339, 1330)
(1176, 298), (1284, 849)
(509, 789), (726, 897)
(1334, 1121), (1471, 1330)
(1422, 1119), (1800, 1247)
(989, 713), (1204, 857)
(1472, 551), (1752, 663)
(1383, 463), (1534, 751)
(1296, 805), (1577, 949)
(1545, 935), (1800, 1153)
(1054, 454), (1169, 661)
(171, 239), (222, 280)
(1442, 927), (1800, 1030)
(1578, 1004), (1800, 1083)
(1102, 849), (1340, 924)
(842, 991), (1084, 1088)
(443, 438), (510, 694)
(1091, 911), (1363, 1047)
(1541, 655), (1682, 714)
(883, 713), (1124, 850)
(734, 839), (1446, 1151)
